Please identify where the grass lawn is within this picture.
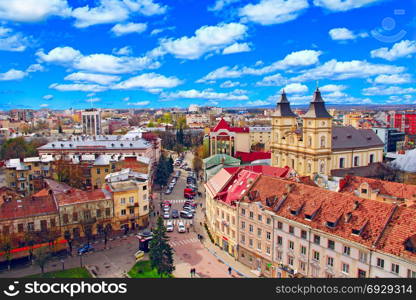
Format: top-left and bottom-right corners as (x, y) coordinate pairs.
(128, 260), (173, 278)
(26, 267), (92, 278)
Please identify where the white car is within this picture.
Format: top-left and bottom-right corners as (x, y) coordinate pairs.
(166, 220), (174, 232)
(163, 211), (170, 219)
(177, 221), (186, 233)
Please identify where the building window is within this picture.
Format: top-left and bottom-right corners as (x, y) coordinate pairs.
(96, 209), (101, 218)
(129, 208), (134, 215)
(342, 263), (350, 274)
(18, 223), (24, 233)
(354, 156), (359, 167)
(106, 208), (111, 216)
(407, 269), (416, 278)
(300, 245), (306, 255)
(327, 256), (334, 267)
(301, 230), (307, 239)
(96, 168), (100, 174)
(241, 208), (246, 216)
(266, 218), (271, 225)
(277, 221), (283, 230)
(73, 212), (78, 222)
(249, 224), (253, 233)
(391, 264), (400, 275)
(266, 246), (271, 255)
(27, 222), (35, 232)
(121, 209), (126, 216)
(257, 241), (261, 251)
(313, 251), (320, 261)
(277, 236), (283, 245)
(143, 185), (147, 191)
(377, 258), (384, 269)
(339, 157), (345, 168)
(328, 239), (335, 250)
(63, 214), (69, 224)
(361, 188), (368, 194)
(343, 246), (351, 256)
(300, 262), (306, 272)
(266, 232), (271, 240)
(358, 269), (367, 278)
(257, 228), (262, 237)
(359, 251), (367, 263)
(249, 239), (253, 247)
(288, 256), (294, 266)
(241, 221), (245, 229)
(289, 225), (294, 235)
(277, 251), (282, 261)
(241, 234), (245, 244)
(313, 234), (320, 245)
(289, 240), (294, 250)
(258, 214), (262, 222)
(143, 205), (148, 211)
(369, 154), (374, 164)
(320, 136), (326, 148)
(129, 197), (134, 204)
(249, 211), (254, 219)
(120, 198), (126, 205)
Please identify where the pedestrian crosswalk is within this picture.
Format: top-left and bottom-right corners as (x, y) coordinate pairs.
(164, 199), (191, 204)
(169, 237), (199, 247)
(164, 219), (193, 226)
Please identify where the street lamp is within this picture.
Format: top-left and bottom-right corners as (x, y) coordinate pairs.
(79, 253), (83, 267)
(61, 259), (65, 271)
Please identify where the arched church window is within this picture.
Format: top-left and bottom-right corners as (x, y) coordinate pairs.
(320, 136), (326, 148)
(308, 136), (312, 147)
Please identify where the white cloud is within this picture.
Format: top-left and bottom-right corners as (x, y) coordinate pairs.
(0, 69), (27, 80)
(328, 27), (368, 41)
(239, 0), (309, 25)
(372, 74), (412, 85)
(162, 89), (248, 101)
(0, 27), (31, 52)
(319, 84), (347, 92)
(40, 103), (49, 107)
(371, 40), (416, 61)
(86, 97), (101, 103)
(150, 26), (175, 36)
(159, 22), (248, 59)
(209, 0), (240, 11)
(43, 94), (54, 100)
(26, 64), (44, 73)
(283, 83), (308, 94)
(363, 86), (416, 96)
(65, 72), (121, 85)
(222, 42), (251, 54)
(36, 46), (82, 64)
(112, 46), (133, 56)
(49, 83), (108, 92)
(0, 0), (70, 22)
(72, 0), (166, 28)
(37, 46), (159, 74)
(111, 22), (147, 36)
(313, 0), (383, 12)
(220, 80), (243, 88)
(256, 73), (286, 86)
(246, 100), (270, 106)
(200, 49), (321, 81)
(113, 73), (183, 90)
(128, 101), (150, 106)
(290, 59), (404, 82)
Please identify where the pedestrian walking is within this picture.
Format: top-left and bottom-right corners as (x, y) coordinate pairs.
(228, 267), (232, 275)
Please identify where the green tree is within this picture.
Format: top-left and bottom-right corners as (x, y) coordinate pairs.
(0, 234), (14, 271)
(168, 156), (174, 174)
(33, 248), (52, 274)
(149, 217), (175, 278)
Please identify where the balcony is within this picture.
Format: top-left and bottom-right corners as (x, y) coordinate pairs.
(17, 177), (26, 181)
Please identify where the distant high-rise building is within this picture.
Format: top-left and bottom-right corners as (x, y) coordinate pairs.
(82, 109), (101, 136)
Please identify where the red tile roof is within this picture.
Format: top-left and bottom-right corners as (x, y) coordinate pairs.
(0, 189), (57, 220)
(246, 175), (397, 248)
(235, 151), (271, 163)
(339, 175), (416, 202)
(216, 170), (260, 206)
(211, 118), (249, 133)
(54, 188), (108, 206)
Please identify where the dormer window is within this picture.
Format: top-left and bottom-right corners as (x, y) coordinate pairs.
(326, 221), (336, 228)
(361, 188), (367, 194)
(290, 208), (300, 216)
(404, 235), (416, 253)
(351, 228), (361, 235)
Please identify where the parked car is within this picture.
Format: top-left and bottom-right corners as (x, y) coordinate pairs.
(166, 220), (174, 232)
(163, 205), (170, 212)
(185, 201), (197, 208)
(78, 244), (94, 255)
(171, 209), (179, 218)
(184, 193), (194, 199)
(163, 211), (170, 219)
(183, 205), (196, 213)
(180, 210), (193, 219)
(164, 188), (172, 195)
(184, 188), (196, 197)
(178, 221), (186, 233)
(162, 200), (171, 207)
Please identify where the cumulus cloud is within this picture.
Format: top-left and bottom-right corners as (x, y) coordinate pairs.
(371, 40), (416, 61)
(37, 46), (159, 74)
(256, 73), (286, 86)
(111, 22), (147, 36)
(128, 101), (150, 106)
(112, 46), (133, 56)
(328, 27), (368, 41)
(65, 72), (121, 85)
(40, 103), (49, 107)
(0, 0), (70, 22)
(162, 89), (249, 101)
(319, 84), (347, 92)
(0, 27), (31, 52)
(363, 86), (416, 96)
(283, 83), (308, 94)
(200, 49), (321, 81)
(371, 74), (412, 85)
(43, 94), (54, 100)
(239, 0), (309, 25)
(158, 23), (248, 59)
(0, 69), (27, 81)
(290, 59), (404, 82)
(49, 83), (108, 92)
(313, 0), (383, 12)
(113, 73), (183, 90)
(220, 80), (244, 88)
(209, 0), (241, 11)
(222, 42), (251, 54)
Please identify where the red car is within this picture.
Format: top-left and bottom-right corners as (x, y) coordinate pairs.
(184, 188), (196, 198)
(162, 200), (171, 206)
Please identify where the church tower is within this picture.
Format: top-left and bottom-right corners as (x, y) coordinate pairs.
(302, 87), (333, 175)
(271, 90), (297, 168)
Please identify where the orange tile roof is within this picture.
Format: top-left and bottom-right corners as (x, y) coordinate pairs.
(247, 175), (397, 248)
(54, 188), (108, 206)
(340, 175), (416, 201)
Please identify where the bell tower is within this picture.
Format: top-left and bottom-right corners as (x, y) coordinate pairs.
(271, 90), (297, 168)
(302, 87), (332, 175)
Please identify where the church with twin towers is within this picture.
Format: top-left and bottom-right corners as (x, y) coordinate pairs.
(270, 88), (384, 177)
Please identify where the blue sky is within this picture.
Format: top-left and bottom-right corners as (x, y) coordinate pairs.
(0, 0), (415, 110)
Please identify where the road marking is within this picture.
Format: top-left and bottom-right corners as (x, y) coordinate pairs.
(169, 237), (199, 247)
